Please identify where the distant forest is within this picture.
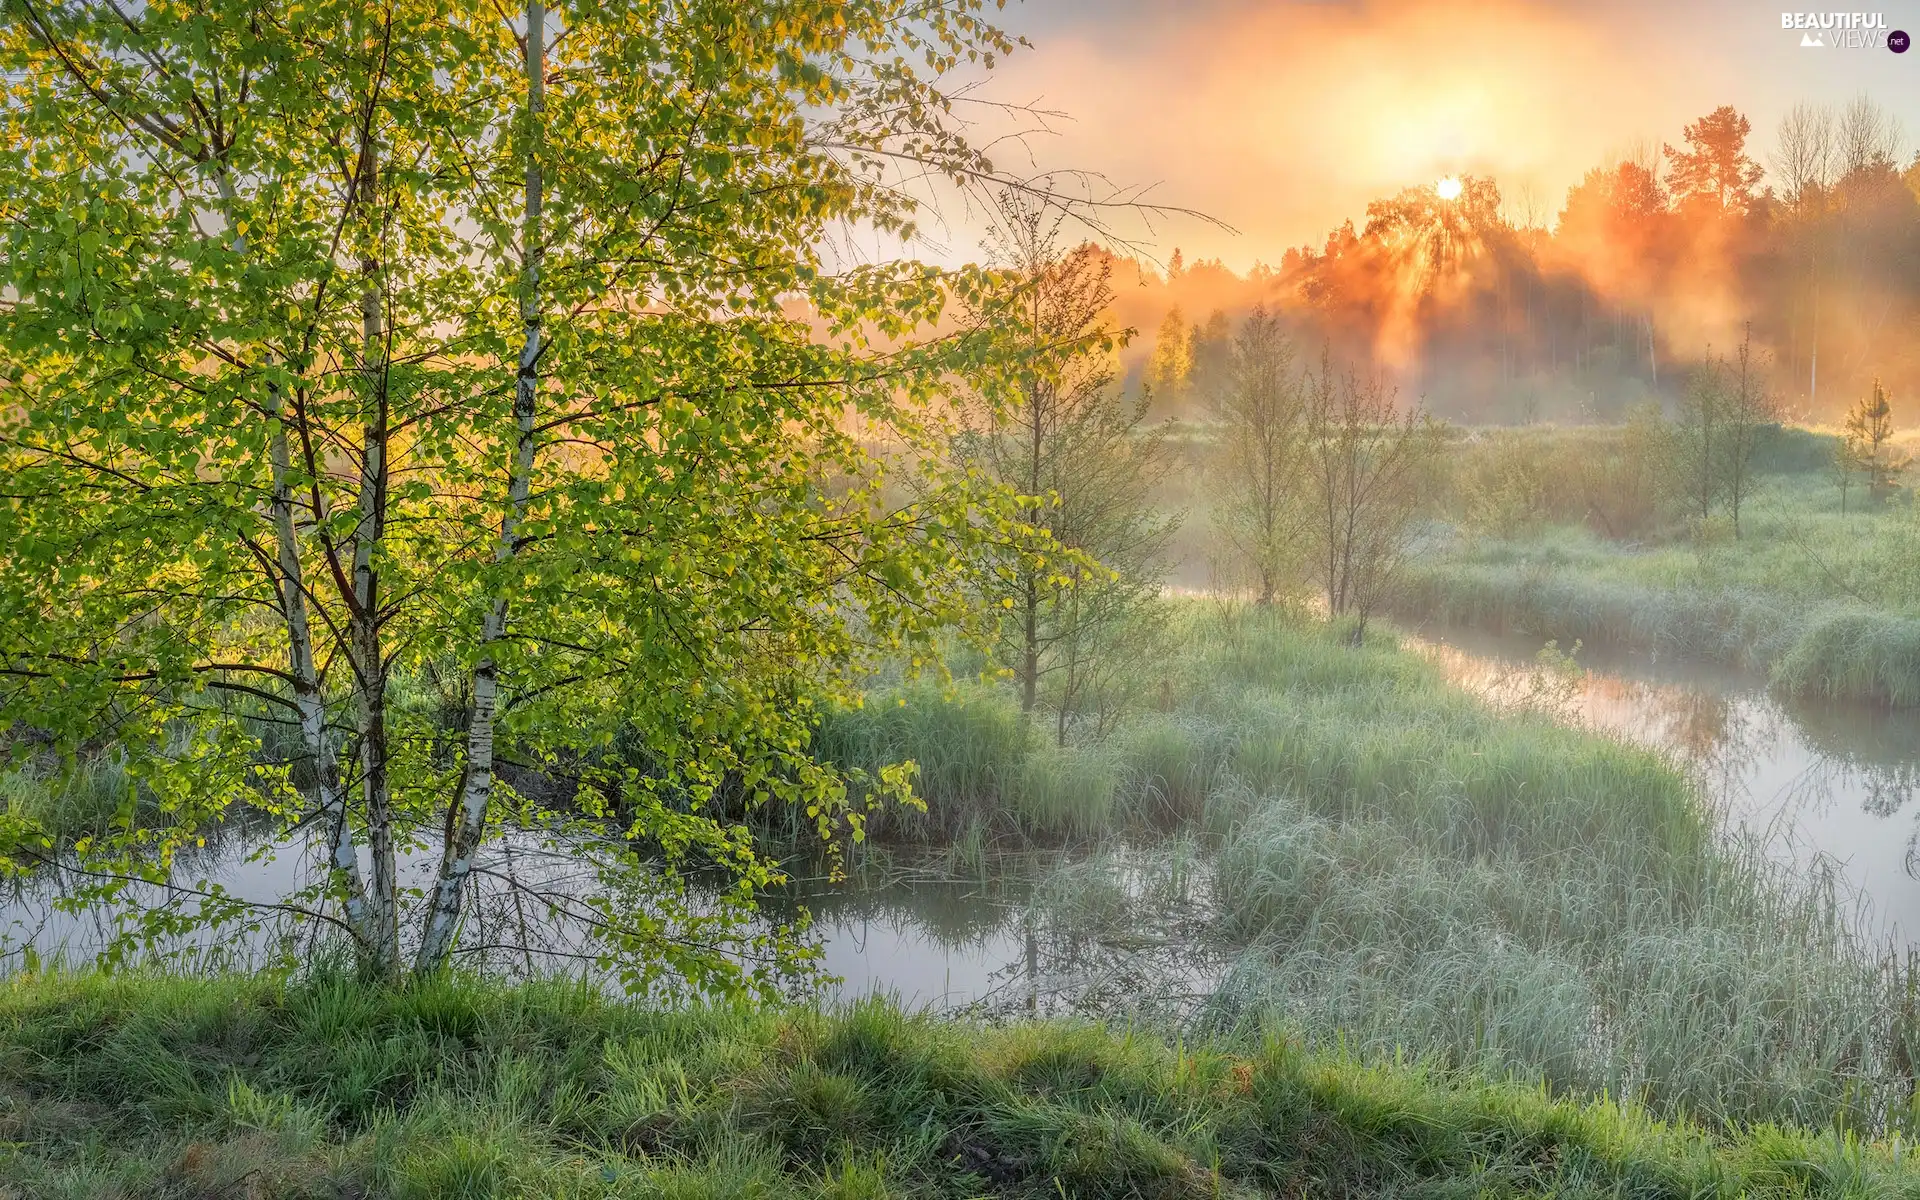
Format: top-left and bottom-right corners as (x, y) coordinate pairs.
(1103, 99), (1920, 424)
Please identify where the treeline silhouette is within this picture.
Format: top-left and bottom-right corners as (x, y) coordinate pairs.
(1106, 99), (1920, 424)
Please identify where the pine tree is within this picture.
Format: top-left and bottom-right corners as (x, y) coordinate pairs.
(1845, 378), (1900, 502)
(1664, 105), (1764, 213)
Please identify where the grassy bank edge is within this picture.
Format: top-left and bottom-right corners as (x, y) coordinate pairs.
(0, 968), (1912, 1199)
(1398, 559), (1920, 708)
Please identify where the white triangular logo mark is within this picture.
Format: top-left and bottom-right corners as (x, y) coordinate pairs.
(1800, 31), (1824, 46)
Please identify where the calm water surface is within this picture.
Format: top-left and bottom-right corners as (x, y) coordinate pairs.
(9, 629), (1920, 997)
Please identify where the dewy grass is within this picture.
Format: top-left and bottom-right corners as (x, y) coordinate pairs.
(815, 606), (1914, 1132)
(7, 969), (1920, 1199)
(1201, 801), (1882, 1128)
(1773, 609), (1920, 707)
(1178, 615), (1914, 1129)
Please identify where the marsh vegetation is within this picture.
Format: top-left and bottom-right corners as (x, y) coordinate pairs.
(1401, 423), (1920, 705)
(7, 1), (1920, 1194)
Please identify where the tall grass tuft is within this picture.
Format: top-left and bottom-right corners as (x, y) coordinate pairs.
(1773, 610), (1920, 707)
(0, 754), (149, 843)
(811, 682), (1135, 845)
(812, 682), (1034, 826)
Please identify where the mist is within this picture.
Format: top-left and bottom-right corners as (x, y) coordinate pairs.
(1093, 96), (1920, 424)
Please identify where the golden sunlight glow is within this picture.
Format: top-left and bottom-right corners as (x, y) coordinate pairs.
(1435, 176), (1463, 201)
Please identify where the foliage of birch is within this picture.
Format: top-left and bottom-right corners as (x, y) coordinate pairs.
(0, 0), (1029, 991)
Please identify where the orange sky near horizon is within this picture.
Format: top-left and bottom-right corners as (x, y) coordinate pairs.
(947, 0), (1920, 271)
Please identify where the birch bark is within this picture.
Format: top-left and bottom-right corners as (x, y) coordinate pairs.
(216, 169), (375, 951)
(416, 0), (544, 972)
(351, 120), (401, 974)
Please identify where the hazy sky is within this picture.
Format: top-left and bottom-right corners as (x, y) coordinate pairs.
(952, 0), (1920, 269)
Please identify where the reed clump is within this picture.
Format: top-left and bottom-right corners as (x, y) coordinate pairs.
(0, 754), (154, 844)
(1406, 454), (1920, 706)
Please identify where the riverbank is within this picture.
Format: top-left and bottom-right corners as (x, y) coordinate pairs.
(1400, 470), (1920, 707)
(7, 608), (1920, 1147)
(793, 610), (1918, 1129)
(6, 968), (1920, 1199)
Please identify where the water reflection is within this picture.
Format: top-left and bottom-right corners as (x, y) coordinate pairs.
(1414, 627), (1920, 942)
(16, 626), (1909, 1007)
(0, 824), (1225, 1019)
(772, 845), (1226, 1019)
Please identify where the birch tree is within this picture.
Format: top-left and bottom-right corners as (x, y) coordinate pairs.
(0, 0), (1029, 992)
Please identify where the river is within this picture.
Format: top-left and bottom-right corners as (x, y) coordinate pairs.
(7, 628), (1920, 1000)
(1413, 625), (1920, 942)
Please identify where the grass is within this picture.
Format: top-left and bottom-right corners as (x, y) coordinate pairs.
(1404, 451), (1920, 705)
(1202, 799), (1888, 1127)
(10, 600), (1919, 1157)
(0, 754), (153, 843)
(817, 610), (1703, 863)
(1773, 609), (1920, 707)
(809, 607), (1914, 1131)
(6, 968), (1920, 1198)
(1178, 614), (1907, 1130)
(806, 683), (1188, 850)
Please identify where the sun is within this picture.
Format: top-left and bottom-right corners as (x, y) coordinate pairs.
(1435, 176), (1463, 200)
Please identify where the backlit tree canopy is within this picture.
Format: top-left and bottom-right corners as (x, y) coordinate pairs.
(0, 0), (1027, 990)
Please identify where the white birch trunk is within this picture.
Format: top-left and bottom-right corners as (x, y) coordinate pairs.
(270, 411), (373, 940)
(416, 0), (544, 973)
(351, 125), (402, 975)
(217, 170), (374, 948)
